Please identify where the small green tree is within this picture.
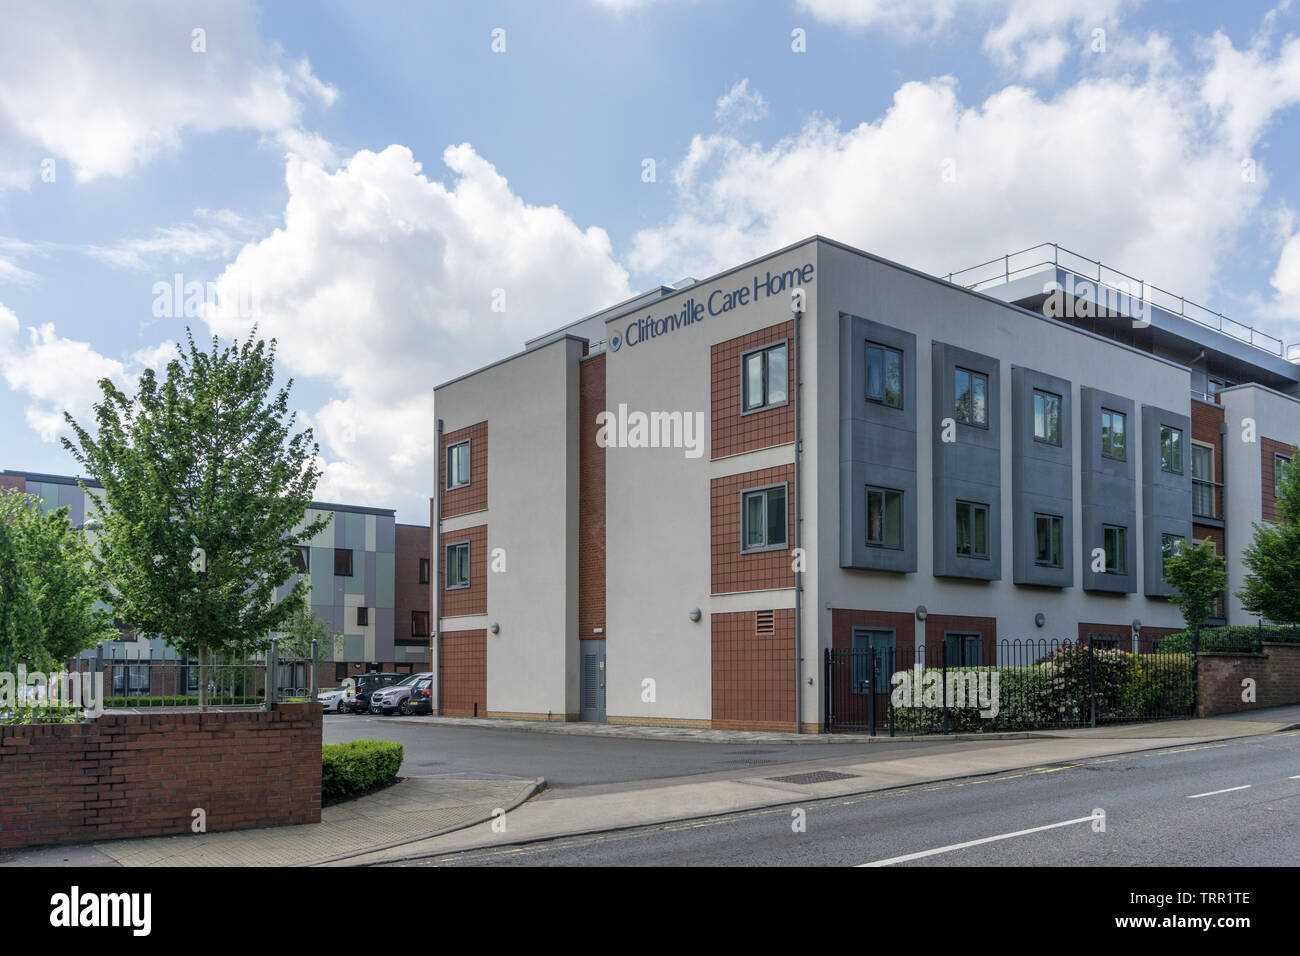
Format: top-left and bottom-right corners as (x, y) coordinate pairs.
(1237, 444), (1300, 624)
(0, 490), (115, 672)
(62, 329), (330, 707)
(277, 593), (344, 663)
(1164, 538), (1228, 648)
(0, 517), (41, 675)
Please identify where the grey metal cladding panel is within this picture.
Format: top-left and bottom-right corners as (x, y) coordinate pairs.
(312, 603), (342, 635)
(1140, 404), (1192, 597)
(839, 313), (918, 573)
(1080, 387), (1137, 593)
(376, 516), (395, 554)
(931, 342), (1001, 580)
(1011, 367), (1073, 587)
(365, 550), (377, 607)
(375, 607), (395, 651)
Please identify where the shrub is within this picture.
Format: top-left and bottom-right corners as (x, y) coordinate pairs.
(321, 739), (404, 799)
(1158, 625), (1300, 654)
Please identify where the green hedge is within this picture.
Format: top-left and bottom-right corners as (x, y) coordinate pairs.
(321, 739), (404, 799)
(1158, 625), (1300, 654)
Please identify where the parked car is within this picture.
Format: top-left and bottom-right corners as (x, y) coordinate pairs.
(350, 672), (404, 715)
(316, 683), (353, 713)
(407, 676), (434, 715)
(369, 671), (434, 715)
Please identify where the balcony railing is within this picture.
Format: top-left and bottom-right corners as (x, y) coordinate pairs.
(1192, 478), (1221, 520)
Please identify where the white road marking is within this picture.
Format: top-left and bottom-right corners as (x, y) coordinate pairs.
(1187, 785), (1251, 799)
(858, 815), (1097, 867)
(1289, 775), (1300, 780)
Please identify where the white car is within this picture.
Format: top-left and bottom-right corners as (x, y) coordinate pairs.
(316, 684), (354, 713)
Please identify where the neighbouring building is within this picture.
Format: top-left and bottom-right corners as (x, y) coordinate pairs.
(0, 469), (431, 690)
(430, 236), (1300, 732)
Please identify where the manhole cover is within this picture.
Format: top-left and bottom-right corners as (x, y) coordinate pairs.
(767, 770), (859, 785)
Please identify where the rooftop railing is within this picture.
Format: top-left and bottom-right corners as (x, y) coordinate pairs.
(947, 242), (1290, 359)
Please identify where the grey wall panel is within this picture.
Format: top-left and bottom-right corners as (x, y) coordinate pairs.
(1080, 386), (1137, 593)
(1011, 366), (1073, 587)
(1141, 404), (1193, 597)
(839, 312), (917, 573)
(376, 515), (395, 554)
(57, 484), (85, 527)
(365, 550), (377, 607)
(374, 607), (395, 660)
(931, 342), (1001, 580)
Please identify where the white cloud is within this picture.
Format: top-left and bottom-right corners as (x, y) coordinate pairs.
(715, 79), (769, 126)
(199, 143), (632, 517)
(628, 26), (1300, 345)
(85, 223), (249, 272)
(0, 0), (337, 188)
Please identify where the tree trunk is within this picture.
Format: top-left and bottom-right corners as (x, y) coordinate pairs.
(198, 645), (208, 711)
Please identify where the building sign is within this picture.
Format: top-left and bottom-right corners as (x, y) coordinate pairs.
(609, 262), (814, 352)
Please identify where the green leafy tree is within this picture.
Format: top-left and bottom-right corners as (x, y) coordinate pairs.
(62, 329), (329, 707)
(277, 592), (344, 664)
(0, 490), (117, 668)
(1163, 538), (1228, 648)
(1237, 444), (1300, 624)
(0, 517), (42, 674)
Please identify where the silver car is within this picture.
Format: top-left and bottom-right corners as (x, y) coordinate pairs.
(369, 672), (433, 715)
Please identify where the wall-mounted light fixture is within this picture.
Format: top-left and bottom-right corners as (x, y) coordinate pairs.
(688, 608), (702, 623)
(1035, 612), (1046, 628)
(1131, 619), (1142, 633)
(489, 622), (500, 635)
(915, 605), (928, 622)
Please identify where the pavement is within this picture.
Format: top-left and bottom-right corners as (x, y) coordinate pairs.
(6, 704), (1299, 867)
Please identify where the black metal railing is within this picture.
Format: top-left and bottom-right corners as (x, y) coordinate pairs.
(825, 636), (1197, 735)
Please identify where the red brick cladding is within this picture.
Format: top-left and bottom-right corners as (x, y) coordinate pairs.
(395, 522), (431, 648)
(0, 474), (25, 493)
(711, 321), (795, 459)
(924, 614), (998, 665)
(1197, 643), (1300, 716)
(711, 465), (795, 594)
(439, 421), (488, 518)
(711, 609), (795, 731)
(579, 353), (606, 640)
(440, 524), (487, 617)
(831, 609), (917, 657)
(1077, 622), (1182, 651)
(439, 629), (487, 717)
(1190, 399), (1224, 520)
(0, 703), (321, 851)
(1262, 437), (1295, 523)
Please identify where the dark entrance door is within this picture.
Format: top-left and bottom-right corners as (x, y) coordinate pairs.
(580, 640), (606, 722)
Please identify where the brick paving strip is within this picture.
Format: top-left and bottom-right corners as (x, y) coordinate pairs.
(94, 777), (543, 867)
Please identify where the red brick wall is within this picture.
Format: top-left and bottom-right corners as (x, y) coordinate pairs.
(395, 522), (431, 651)
(831, 609), (917, 657)
(438, 629), (487, 717)
(711, 609), (796, 731)
(439, 421), (488, 518)
(0, 703), (321, 851)
(711, 465), (795, 594)
(579, 353), (606, 640)
(711, 321), (795, 460)
(1077, 622), (1182, 651)
(440, 524), (487, 617)
(1197, 643), (1300, 716)
(0, 474), (25, 493)
(1262, 437), (1295, 523)
(924, 614), (998, 665)
(1190, 399), (1224, 519)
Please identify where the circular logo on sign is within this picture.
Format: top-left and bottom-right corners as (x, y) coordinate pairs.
(609, 333), (621, 352)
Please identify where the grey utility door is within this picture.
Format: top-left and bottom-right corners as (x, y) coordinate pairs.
(580, 640), (606, 722)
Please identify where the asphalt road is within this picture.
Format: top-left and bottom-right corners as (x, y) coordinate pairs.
(321, 713), (1026, 788)
(398, 729), (1300, 866)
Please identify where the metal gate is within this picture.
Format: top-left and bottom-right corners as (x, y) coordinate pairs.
(580, 639), (606, 722)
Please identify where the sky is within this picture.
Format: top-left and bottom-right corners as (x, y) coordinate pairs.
(2, 0), (1300, 522)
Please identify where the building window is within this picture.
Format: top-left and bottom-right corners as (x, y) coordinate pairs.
(1034, 513), (1063, 568)
(851, 628), (894, 693)
(1091, 635), (1121, 650)
(1276, 454), (1292, 499)
(955, 500), (989, 558)
(335, 663), (348, 682)
(944, 632), (983, 667)
(1160, 425), (1183, 474)
(447, 440), (471, 489)
(741, 484), (788, 552)
(1192, 443), (1215, 518)
(1161, 534), (1184, 578)
(289, 546), (310, 573)
(356, 606), (369, 627)
(445, 542), (470, 589)
(742, 342), (788, 413)
(334, 548), (353, 577)
(1032, 389), (1062, 445)
(865, 343), (903, 409)
(1102, 525), (1127, 575)
(866, 487), (903, 549)
(418, 557), (430, 585)
(411, 611), (430, 637)
(954, 367), (988, 427)
(1101, 409), (1126, 460)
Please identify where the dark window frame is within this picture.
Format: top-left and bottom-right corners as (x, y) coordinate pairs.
(446, 440), (472, 490)
(1275, 453), (1292, 499)
(1101, 408), (1127, 461)
(334, 548), (353, 577)
(411, 610), (430, 637)
(850, 627), (896, 694)
(1160, 425), (1184, 474)
(865, 485), (904, 550)
(1102, 524), (1128, 575)
(1034, 513), (1063, 568)
(289, 545), (310, 574)
(445, 541), (470, 590)
(418, 557), (430, 585)
(953, 366), (989, 428)
(739, 482), (789, 554)
(1032, 389), (1062, 446)
(740, 339), (790, 415)
(865, 341), (904, 410)
(955, 499), (990, 559)
(356, 606), (369, 627)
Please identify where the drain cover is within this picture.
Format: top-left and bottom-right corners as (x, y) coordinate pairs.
(767, 770), (859, 785)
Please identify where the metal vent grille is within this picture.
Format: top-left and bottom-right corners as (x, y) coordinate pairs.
(756, 610), (775, 635)
(768, 770), (859, 785)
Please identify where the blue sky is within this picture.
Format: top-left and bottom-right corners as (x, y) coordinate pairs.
(2, 0), (1300, 521)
